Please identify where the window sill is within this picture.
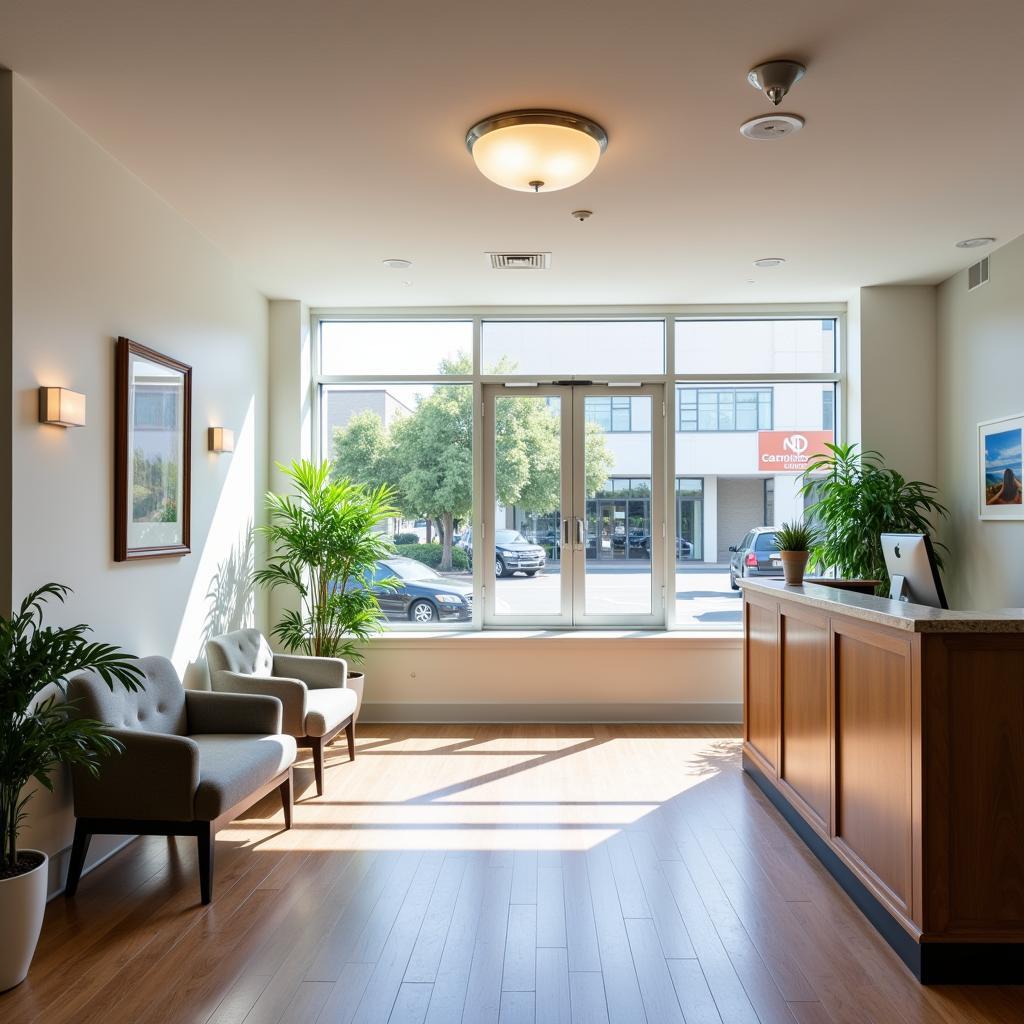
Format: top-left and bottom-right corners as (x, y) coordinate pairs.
(364, 629), (742, 650)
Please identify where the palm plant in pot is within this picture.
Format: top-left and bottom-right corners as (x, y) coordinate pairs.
(799, 442), (949, 594)
(1, 584), (143, 991)
(775, 519), (819, 586)
(253, 460), (400, 720)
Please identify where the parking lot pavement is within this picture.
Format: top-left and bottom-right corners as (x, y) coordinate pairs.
(487, 562), (743, 625)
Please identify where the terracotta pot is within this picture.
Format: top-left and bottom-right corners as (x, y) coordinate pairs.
(780, 550), (810, 586)
(347, 670), (365, 722)
(0, 849), (48, 992)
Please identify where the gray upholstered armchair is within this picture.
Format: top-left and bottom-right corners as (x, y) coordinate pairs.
(206, 629), (357, 797)
(66, 656), (296, 904)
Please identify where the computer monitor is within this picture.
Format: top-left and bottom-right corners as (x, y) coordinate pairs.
(880, 533), (948, 609)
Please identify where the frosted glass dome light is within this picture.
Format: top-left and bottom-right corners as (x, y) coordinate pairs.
(466, 110), (608, 193)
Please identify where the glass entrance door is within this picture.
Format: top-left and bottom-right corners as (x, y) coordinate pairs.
(482, 383), (664, 627)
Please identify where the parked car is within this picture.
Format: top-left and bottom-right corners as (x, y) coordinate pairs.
(494, 529), (546, 578)
(728, 527), (782, 589)
(365, 557), (472, 624)
(455, 528), (547, 577)
(624, 533), (694, 559)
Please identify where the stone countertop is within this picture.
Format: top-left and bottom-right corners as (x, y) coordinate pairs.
(739, 578), (1024, 633)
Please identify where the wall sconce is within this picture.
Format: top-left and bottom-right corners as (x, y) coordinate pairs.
(38, 387), (86, 427)
(208, 427), (234, 453)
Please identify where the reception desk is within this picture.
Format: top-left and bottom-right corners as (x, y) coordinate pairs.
(740, 579), (1024, 982)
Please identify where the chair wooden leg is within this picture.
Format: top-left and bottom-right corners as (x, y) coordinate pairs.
(280, 770), (293, 829)
(346, 718), (356, 762)
(311, 737), (324, 797)
(197, 823), (215, 905)
(64, 821), (91, 898)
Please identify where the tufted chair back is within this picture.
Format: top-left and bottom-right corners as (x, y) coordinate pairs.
(67, 655), (187, 735)
(206, 628), (275, 679)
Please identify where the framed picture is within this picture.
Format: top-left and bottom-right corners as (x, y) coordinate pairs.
(978, 412), (1024, 520)
(115, 337), (192, 560)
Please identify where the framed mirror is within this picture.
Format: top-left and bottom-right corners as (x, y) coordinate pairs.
(115, 337), (192, 560)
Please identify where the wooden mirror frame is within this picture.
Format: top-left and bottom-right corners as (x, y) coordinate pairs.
(114, 337), (192, 561)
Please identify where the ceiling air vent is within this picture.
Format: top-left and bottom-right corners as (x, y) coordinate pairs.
(968, 256), (990, 291)
(488, 252), (551, 270)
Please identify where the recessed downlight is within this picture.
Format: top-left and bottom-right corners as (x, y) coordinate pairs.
(753, 257), (786, 268)
(382, 258), (412, 269)
(955, 237), (995, 249)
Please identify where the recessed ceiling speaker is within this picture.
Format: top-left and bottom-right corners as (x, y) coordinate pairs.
(747, 60), (806, 106)
(739, 113), (804, 140)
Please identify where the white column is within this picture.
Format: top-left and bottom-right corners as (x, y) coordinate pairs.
(703, 475), (718, 565)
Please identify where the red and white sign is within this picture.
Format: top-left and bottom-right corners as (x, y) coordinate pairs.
(757, 430), (833, 472)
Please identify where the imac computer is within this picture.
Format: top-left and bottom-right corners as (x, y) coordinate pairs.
(880, 533), (948, 609)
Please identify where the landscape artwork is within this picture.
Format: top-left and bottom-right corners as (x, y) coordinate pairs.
(979, 414), (1024, 519)
(115, 337), (193, 558)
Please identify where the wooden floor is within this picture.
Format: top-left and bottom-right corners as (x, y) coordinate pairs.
(3, 725), (1022, 1024)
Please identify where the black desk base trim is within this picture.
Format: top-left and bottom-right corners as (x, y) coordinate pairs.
(742, 753), (1024, 984)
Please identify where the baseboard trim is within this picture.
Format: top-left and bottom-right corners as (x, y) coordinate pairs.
(46, 834), (136, 902)
(360, 700), (742, 724)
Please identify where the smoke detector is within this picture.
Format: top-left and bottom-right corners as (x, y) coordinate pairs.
(571, 209), (593, 222)
(748, 60), (806, 106)
(382, 258), (412, 269)
(753, 258), (786, 268)
(740, 114), (804, 140)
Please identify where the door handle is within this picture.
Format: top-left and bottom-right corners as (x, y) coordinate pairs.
(562, 519), (571, 546)
(576, 518), (585, 547)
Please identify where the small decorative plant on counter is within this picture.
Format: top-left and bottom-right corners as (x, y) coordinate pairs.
(774, 519), (819, 586)
(0, 584), (143, 991)
(799, 442), (949, 594)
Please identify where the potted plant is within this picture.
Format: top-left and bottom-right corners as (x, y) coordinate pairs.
(254, 460), (400, 720)
(775, 519), (818, 586)
(799, 442), (949, 594)
(1, 584), (143, 991)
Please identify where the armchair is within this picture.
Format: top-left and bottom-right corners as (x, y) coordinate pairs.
(66, 656), (296, 904)
(206, 629), (357, 796)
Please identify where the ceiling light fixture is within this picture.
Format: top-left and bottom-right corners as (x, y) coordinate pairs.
(753, 258), (786, 268)
(466, 109), (608, 193)
(748, 60), (806, 106)
(382, 258), (412, 269)
(955, 237), (996, 249)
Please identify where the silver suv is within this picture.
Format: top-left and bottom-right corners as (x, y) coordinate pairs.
(728, 527), (781, 589)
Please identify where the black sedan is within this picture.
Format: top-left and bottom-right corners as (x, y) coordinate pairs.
(494, 530), (546, 578)
(368, 557), (473, 624)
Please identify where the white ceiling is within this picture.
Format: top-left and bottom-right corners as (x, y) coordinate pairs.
(3, 0), (1023, 307)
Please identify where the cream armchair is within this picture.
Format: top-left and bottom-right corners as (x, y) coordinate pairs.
(206, 629), (357, 796)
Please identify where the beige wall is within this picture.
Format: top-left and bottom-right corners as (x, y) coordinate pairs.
(937, 234), (1024, 609)
(356, 635), (742, 723)
(7, 76), (269, 892)
(0, 73), (11, 618)
(853, 285), (938, 484)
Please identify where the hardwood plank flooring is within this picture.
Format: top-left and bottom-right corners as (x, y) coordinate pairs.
(2, 725), (1022, 1024)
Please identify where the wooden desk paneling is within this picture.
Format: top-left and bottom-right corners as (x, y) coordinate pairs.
(744, 596), (779, 773)
(834, 626), (913, 913)
(741, 582), (1024, 983)
(779, 608), (830, 828)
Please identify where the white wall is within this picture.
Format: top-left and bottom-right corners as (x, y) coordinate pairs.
(7, 76), (269, 892)
(937, 234), (1024, 609)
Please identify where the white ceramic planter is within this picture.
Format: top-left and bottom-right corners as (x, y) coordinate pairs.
(0, 849), (48, 992)
(347, 670), (365, 723)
